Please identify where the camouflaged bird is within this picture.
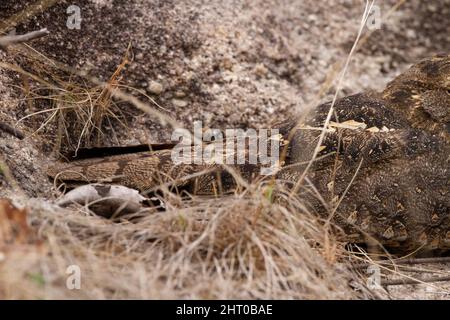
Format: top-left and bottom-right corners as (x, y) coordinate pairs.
(48, 54), (450, 252)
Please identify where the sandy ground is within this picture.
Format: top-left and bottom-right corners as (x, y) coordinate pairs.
(0, 0), (449, 299)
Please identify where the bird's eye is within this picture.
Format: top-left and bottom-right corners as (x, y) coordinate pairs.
(447, 89), (450, 95)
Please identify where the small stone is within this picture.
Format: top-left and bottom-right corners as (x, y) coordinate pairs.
(172, 98), (188, 108)
(222, 57), (233, 71)
(254, 63), (268, 77)
(427, 4), (437, 12)
(135, 53), (144, 61)
(148, 81), (164, 95)
(406, 29), (416, 39)
(174, 90), (186, 98)
(308, 14), (318, 22)
(57, 184), (146, 218)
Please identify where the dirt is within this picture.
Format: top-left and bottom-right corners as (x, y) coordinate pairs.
(0, 0), (449, 299)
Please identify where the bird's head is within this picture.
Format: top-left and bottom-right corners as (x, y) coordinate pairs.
(382, 53), (450, 138)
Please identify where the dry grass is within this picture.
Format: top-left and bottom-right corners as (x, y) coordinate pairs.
(1, 42), (178, 156)
(0, 186), (373, 299)
(0, 45), (133, 155)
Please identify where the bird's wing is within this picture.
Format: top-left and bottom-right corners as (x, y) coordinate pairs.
(48, 148), (218, 192)
(48, 140), (265, 194)
(311, 92), (410, 130)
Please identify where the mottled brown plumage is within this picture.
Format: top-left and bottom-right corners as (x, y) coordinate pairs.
(48, 54), (450, 252)
(276, 54), (450, 251)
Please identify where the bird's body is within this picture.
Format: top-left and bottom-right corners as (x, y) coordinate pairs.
(278, 93), (449, 251)
(48, 54), (450, 252)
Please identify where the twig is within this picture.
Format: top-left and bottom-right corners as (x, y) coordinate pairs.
(395, 257), (450, 265)
(382, 275), (450, 287)
(0, 121), (25, 139)
(0, 28), (49, 51)
(352, 257), (450, 270)
(384, 265), (449, 274)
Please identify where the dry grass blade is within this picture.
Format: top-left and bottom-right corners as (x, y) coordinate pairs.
(349, 248), (450, 295)
(353, 257), (450, 269)
(290, 0), (376, 196)
(382, 276), (450, 287)
(4, 186), (367, 299)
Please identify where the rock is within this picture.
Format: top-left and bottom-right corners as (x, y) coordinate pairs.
(57, 184), (146, 218)
(135, 52), (144, 61)
(172, 98), (188, 108)
(147, 80), (164, 95)
(174, 90), (186, 98)
(254, 63), (268, 77)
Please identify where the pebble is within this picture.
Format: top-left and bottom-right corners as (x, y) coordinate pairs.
(172, 98), (188, 108)
(174, 90), (186, 98)
(147, 80), (164, 95)
(254, 63), (268, 77)
(135, 52), (144, 61)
